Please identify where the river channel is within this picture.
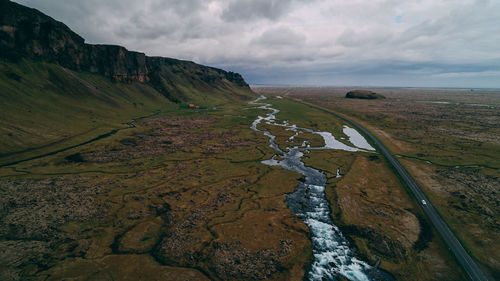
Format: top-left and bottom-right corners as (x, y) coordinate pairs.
(249, 96), (393, 281)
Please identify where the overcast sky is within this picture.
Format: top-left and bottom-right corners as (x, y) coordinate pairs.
(15, 0), (500, 88)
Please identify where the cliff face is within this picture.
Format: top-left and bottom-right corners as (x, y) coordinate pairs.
(0, 0), (85, 66)
(0, 0), (248, 97)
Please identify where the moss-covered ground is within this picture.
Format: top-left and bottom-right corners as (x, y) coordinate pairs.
(255, 86), (499, 279)
(0, 73), (478, 280)
(0, 68), (313, 280)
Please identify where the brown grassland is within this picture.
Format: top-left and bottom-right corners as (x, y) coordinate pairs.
(262, 96), (466, 280)
(3, 83), (495, 280)
(0, 100), (315, 281)
(254, 86), (500, 280)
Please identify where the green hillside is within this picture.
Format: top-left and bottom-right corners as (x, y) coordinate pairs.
(0, 58), (254, 165)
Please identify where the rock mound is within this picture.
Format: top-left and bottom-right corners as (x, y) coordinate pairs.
(346, 90), (385, 99)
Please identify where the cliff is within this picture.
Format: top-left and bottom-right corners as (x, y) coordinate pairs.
(0, 0), (249, 100)
(0, 0), (255, 155)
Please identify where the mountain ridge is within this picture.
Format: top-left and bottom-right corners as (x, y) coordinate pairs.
(0, 0), (248, 101)
(0, 0), (254, 156)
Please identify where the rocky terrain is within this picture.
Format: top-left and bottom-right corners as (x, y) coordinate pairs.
(435, 168), (498, 229)
(0, 176), (108, 280)
(79, 116), (250, 162)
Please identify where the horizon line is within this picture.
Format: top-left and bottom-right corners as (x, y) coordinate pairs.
(249, 84), (500, 90)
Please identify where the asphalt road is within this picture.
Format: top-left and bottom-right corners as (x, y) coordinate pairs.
(294, 99), (491, 281)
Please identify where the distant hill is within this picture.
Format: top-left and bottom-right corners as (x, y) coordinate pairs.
(0, 0), (254, 155)
(345, 90), (385, 100)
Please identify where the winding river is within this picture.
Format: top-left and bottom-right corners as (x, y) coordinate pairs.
(249, 96), (393, 281)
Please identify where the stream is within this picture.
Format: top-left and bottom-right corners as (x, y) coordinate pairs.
(249, 96), (393, 281)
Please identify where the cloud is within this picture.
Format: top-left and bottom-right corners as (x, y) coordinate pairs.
(252, 27), (306, 46)
(221, 0), (295, 22)
(12, 0), (500, 87)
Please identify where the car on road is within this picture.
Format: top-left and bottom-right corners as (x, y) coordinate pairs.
(421, 199), (427, 205)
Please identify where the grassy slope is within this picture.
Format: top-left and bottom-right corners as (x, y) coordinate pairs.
(0, 59), (167, 156)
(0, 59), (253, 165)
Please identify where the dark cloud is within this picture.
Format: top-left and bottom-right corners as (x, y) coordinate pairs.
(221, 0), (295, 22)
(336, 28), (393, 48)
(12, 0), (500, 88)
(158, 0), (205, 15)
(252, 27), (306, 46)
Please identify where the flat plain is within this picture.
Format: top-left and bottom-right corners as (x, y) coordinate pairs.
(254, 86), (500, 280)
(1, 84), (471, 281)
(2, 66), (497, 280)
(0, 90), (314, 280)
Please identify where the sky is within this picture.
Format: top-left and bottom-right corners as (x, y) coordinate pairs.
(14, 0), (500, 88)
